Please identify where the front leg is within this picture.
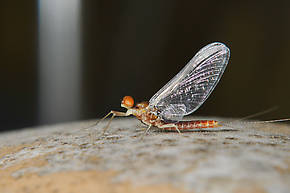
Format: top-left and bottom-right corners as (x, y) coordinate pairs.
(89, 110), (131, 142)
(99, 110), (131, 133)
(110, 110), (129, 117)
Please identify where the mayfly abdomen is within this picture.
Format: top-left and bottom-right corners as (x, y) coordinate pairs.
(162, 120), (220, 131)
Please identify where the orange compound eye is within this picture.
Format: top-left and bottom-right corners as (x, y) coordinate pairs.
(121, 96), (134, 108)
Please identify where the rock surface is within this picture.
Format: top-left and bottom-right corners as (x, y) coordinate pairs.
(0, 117), (289, 193)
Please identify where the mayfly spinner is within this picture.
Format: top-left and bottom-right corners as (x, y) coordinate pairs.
(98, 42), (230, 133)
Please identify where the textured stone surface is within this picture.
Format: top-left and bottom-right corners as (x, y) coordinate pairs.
(0, 117), (289, 193)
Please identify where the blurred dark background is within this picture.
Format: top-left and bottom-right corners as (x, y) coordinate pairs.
(0, 0), (289, 131)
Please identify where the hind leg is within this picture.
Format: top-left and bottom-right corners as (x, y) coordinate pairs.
(158, 123), (181, 133)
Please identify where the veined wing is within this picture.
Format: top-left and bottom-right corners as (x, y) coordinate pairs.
(149, 42), (230, 121)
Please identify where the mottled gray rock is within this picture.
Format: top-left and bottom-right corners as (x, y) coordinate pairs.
(0, 117), (289, 193)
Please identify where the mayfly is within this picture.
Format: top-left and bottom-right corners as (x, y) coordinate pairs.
(97, 42), (230, 133)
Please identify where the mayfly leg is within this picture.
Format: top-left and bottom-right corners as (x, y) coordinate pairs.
(140, 125), (152, 140)
(89, 110), (129, 142)
(158, 123), (181, 133)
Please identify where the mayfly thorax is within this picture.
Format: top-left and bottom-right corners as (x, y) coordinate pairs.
(95, 42), (230, 134)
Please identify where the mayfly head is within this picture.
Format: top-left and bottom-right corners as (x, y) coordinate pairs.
(121, 96), (134, 109)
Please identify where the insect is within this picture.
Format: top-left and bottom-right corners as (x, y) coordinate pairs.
(97, 42), (230, 134)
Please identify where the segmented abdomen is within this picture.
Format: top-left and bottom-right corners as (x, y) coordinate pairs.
(164, 120), (219, 131)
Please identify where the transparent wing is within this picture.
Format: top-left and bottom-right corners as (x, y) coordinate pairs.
(149, 42), (230, 121)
